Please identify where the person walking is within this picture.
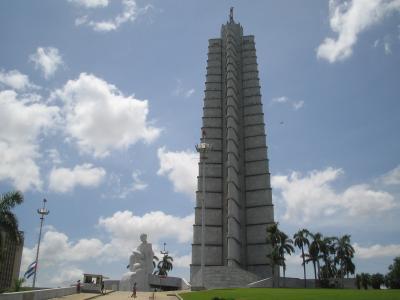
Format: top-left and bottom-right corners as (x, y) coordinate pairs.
(76, 280), (81, 293)
(101, 281), (105, 294)
(130, 282), (137, 298)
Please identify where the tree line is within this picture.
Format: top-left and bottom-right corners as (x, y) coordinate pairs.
(355, 257), (400, 289)
(266, 223), (355, 288)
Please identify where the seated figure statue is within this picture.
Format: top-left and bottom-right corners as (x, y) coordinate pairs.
(120, 234), (155, 291)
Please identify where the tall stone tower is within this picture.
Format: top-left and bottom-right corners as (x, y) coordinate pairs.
(191, 10), (276, 289)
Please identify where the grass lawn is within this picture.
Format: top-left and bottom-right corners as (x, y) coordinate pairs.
(179, 288), (400, 300)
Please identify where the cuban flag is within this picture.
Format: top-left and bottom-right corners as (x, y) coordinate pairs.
(24, 261), (37, 279)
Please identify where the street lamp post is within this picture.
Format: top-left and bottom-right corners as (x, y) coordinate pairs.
(159, 242), (168, 292)
(195, 132), (211, 289)
(32, 198), (49, 288)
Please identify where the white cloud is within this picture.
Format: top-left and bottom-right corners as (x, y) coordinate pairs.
(272, 96), (289, 103)
(21, 230), (105, 286)
(53, 73), (160, 157)
(99, 210), (193, 247)
(317, 0), (400, 63)
(354, 243), (400, 259)
(284, 253), (303, 267)
(157, 147), (198, 198)
(46, 148), (62, 165)
(49, 163), (106, 193)
(381, 165), (400, 185)
(131, 170), (148, 191)
(0, 90), (59, 191)
(384, 41), (392, 54)
(30, 47), (64, 79)
(173, 254), (191, 268)
(0, 69), (39, 91)
(21, 230), (105, 272)
(185, 88), (195, 98)
(110, 170), (148, 199)
(75, 0), (152, 32)
(49, 267), (84, 286)
(272, 167), (396, 223)
(271, 96), (304, 110)
(21, 210), (193, 286)
(68, 0), (109, 8)
(173, 79), (195, 99)
(293, 100), (304, 110)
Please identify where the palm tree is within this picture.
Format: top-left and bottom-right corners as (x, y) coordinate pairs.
(307, 232), (324, 282)
(293, 229), (310, 287)
(266, 222), (281, 247)
(154, 254), (173, 276)
(153, 255), (159, 268)
(360, 272), (370, 289)
(0, 191), (24, 262)
(266, 222), (282, 287)
(304, 245), (319, 285)
(279, 231), (294, 287)
(334, 235), (355, 288)
(266, 246), (282, 288)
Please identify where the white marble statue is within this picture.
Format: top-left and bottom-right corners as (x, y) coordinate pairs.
(120, 233), (155, 291)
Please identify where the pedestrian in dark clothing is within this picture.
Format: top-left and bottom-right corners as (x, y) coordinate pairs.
(130, 282), (137, 298)
(77, 280), (81, 293)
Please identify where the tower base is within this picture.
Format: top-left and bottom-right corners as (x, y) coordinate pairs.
(190, 266), (260, 290)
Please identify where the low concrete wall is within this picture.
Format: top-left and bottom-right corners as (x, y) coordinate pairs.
(0, 287), (76, 300)
(103, 280), (119, 291)
(248, 277), (355, 289)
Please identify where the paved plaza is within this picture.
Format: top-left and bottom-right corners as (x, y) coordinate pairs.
(51, 291), (180, 300)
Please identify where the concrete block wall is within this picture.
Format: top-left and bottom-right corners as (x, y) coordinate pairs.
(0, 287), (76, 300)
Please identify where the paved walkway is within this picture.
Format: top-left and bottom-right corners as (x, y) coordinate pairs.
(52, 291), (179, 300)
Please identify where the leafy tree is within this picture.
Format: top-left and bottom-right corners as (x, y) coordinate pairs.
(385, 257), (400, 289)
(371, 273), (384, 289)
(0, 191), (24, 262)
(293, 229), (310, 288)
(154, 253), (173, 276)
(360, 273), (371, 289)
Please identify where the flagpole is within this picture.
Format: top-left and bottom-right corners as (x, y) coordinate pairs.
(32, 199), (49, 288)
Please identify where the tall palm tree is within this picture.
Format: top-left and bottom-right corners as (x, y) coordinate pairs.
(266, 246), (282, 288)
(334, 235), (355, 288)
(308, 232), (324, 280)
(0, 191), (24, 262)
(266, 222), (282, 288)
(304, 245), (319, 284)
(279, 232), (294, 287)
(154, 254), (173, 276)
(266, 222), (281, 247)
(293, 229), (310, 288)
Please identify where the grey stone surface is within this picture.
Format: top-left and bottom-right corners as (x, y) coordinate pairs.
(191, 14), (276, 289)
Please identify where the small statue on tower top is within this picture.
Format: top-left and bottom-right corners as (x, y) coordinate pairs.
(229, 7), (234, 23)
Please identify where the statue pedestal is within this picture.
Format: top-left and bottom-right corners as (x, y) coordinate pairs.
(119, 270), (150, 291)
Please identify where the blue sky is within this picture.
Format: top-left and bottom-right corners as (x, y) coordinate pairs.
(0, 0), (399, 287)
